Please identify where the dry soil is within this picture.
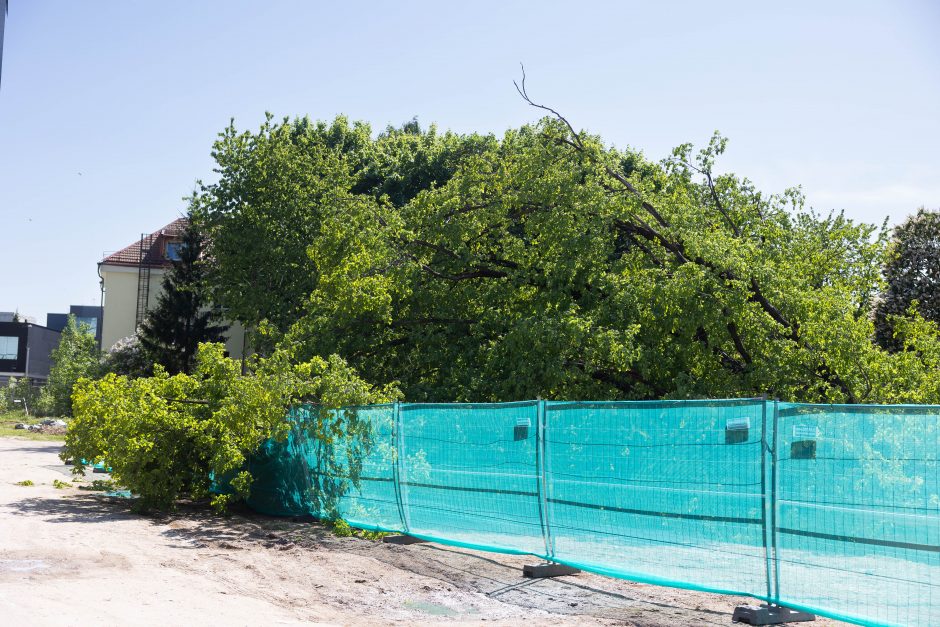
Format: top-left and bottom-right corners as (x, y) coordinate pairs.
(0, 437), (848, 626)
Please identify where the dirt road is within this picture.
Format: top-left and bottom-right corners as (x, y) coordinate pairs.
(0, 437), (845, 626)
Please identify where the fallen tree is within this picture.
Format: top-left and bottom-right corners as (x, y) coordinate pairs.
(63, 343), (397, 511)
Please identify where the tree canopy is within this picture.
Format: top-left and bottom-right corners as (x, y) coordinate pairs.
(194, 115), (495, 341)
(874, 207), (940, 351)
(194, 109), (940, 405)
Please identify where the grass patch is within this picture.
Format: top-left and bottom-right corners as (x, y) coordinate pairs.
(52, 479), (72, 489)
(0, 409), (67, 441)
(15, 480), (34, 486)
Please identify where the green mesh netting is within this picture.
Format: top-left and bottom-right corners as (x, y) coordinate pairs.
(241, 400), (939, 627)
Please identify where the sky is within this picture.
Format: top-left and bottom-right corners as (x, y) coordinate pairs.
(0, 1), (938, 322)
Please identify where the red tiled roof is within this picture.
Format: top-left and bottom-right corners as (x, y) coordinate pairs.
(100, 217), (188, 267)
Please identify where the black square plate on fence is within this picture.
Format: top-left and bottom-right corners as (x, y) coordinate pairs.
(791, 440), (816, 459)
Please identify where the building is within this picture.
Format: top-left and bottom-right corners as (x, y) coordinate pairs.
(46, 305), (103, 347)
(0, 311), (36, 323)
(98, 218), (246, 357)
(0, 320), (61, 385)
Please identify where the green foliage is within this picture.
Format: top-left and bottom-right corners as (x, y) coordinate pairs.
(354, 118), (497, 209)
(78, 479), (117, 491)
(33, 388), (54, 417)
(330, 518), (388, 540)
(869, 309), (940, 403)
(15, 480), (34, 486)
(195, 115), (493, 347)
(193, 116), (366, 342)
(52, 479), (72, 489)
(330, 518), (355, 537)
(138, 218), (228, 374)
(874, 208), (940, 351)
(62, 343), (396, 511)
(44, 315), (100, 416)
(2, 377), (20, 411)
(282, 120), (905, 403)
(0, 379), (11, 412)
(196, 112), (940, 404)
(3, 376), (42, 414)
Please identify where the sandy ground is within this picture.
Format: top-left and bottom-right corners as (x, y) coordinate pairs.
(0, 437), (849, 626)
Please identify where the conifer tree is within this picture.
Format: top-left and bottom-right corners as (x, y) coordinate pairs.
(139, 219), (228, 374)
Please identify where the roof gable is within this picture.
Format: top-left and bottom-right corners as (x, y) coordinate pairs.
(100, 218), (188, 267)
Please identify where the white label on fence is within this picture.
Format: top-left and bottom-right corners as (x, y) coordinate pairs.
(726, 417), (750, 431)
(793, 425), (819, 439)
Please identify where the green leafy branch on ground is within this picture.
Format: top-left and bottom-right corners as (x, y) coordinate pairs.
(78, 479), (118, 492)
(330, 519), (388, 541)
(63, 343), (397, 512)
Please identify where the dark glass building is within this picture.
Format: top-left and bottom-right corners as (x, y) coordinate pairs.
(0, 321), (61, 385)
(46, 305), (103, 348)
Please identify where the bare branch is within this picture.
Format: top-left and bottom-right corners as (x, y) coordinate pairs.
(514, 64), (584, 150)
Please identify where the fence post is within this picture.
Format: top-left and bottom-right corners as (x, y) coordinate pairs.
(392, 401), (410, 534)
(522, 399), (578, 578)
(761, 397), (773, 602)
(733, 398), (814, 624)
(535, 399), (552, 558)
(770, 398), (781, 602)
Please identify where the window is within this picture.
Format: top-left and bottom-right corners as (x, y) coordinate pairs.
(0, 336), (18, 360)
(165, 241), (183, 261)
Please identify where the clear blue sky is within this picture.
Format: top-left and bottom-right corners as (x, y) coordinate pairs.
(1, 1), (938, 325)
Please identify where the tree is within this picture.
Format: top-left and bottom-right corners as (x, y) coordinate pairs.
(138, 219), (228, 374)
(43, 315), (100, 416)
(196, 106), (940, 404)
(195, 115), (494, 348)
(874, 208), (940, 351)
(282, 113), (900, 403)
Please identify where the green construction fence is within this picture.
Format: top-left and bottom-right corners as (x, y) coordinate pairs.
(240, 399), (938, 626)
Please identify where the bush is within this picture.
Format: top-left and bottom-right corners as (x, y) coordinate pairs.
(0, 378), (15, 412)
(63, 343), (397, 511)
(3, 377), (43, 415)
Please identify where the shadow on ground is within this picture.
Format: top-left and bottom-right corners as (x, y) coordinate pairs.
(6, 492), (139, 524)
(7, 491), (739, 626)
(6, 443), (65, 455)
